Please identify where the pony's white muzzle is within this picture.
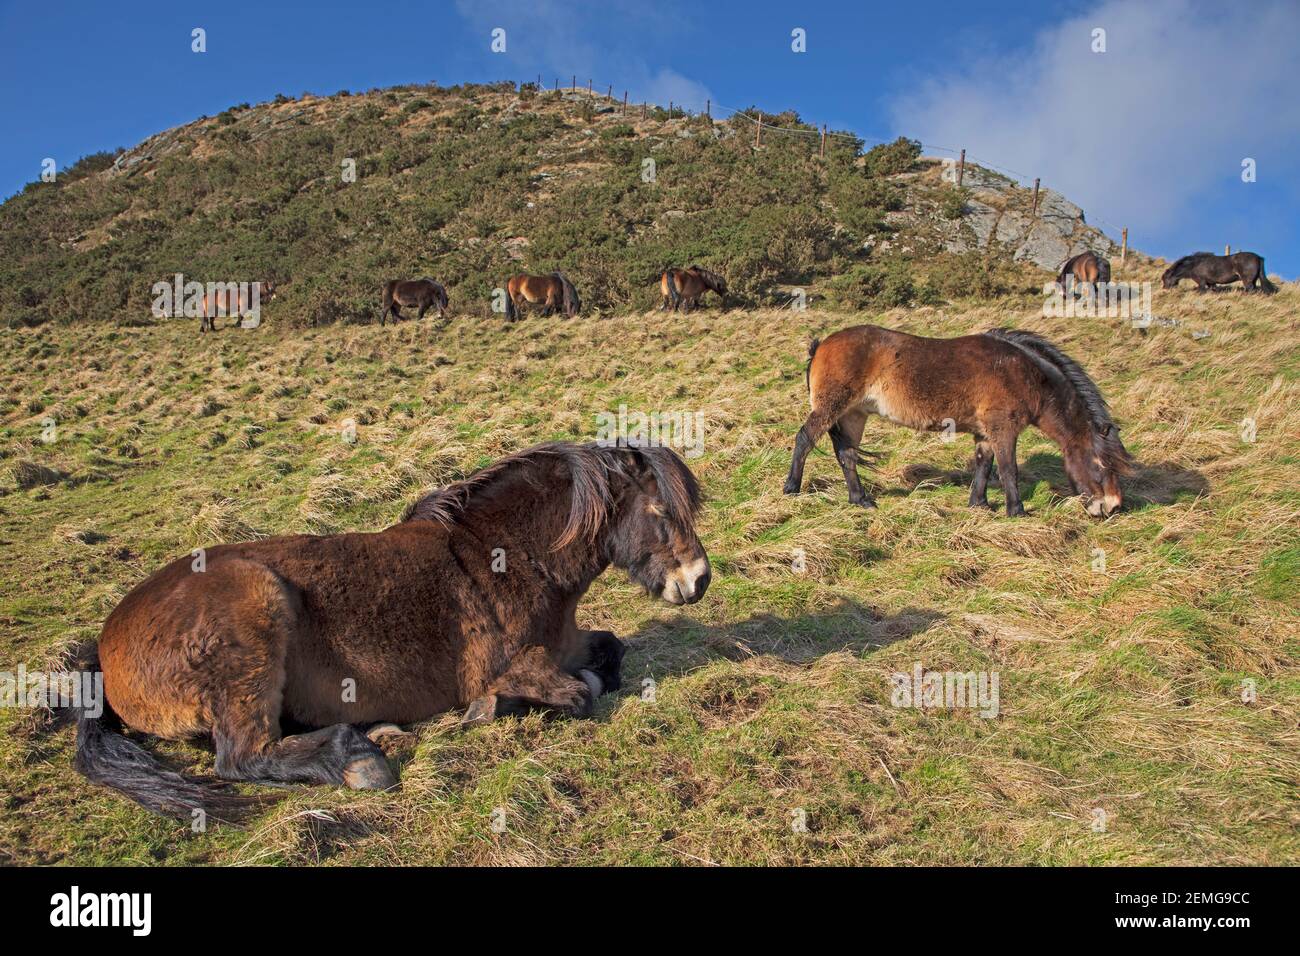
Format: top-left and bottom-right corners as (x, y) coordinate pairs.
(663, 556), (711, 605)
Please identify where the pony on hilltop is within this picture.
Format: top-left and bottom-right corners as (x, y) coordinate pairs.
(783, 324), (1135, 519)
(199, 280), (276, 332)
(75, 442), (710, 821)
(505, 272), (581, 320)
(660, 266), (727, 313)
(1056, 251), (1110, 299)
(1161, 252), (1276, 293)
(380, 278), (448, 325)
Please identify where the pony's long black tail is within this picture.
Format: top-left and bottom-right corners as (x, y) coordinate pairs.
(554, 271), (580, 317)
(1056, 257), (1074, 293)
(380, 280), (395, 325)
(1096, 256), (1111, 285)
(1258, 258), (1277, 294)
(664, 270), (681, 311)
(805, 337), (821, 390)
(74, 652), (271, 824)
(504, 284), (518, 321)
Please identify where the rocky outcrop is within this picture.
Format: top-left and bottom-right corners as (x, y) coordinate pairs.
(944, 163), (1117, 269)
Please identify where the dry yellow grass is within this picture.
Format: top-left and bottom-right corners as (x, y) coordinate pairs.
(0, 264), (1296, 864)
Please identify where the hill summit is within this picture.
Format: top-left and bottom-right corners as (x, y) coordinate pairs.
(0, 80), (1122, 327)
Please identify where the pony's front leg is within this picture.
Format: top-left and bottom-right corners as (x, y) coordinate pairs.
(462, 645), (594, 727)
(579, 630), (626, 696)
(994, 432), (1026, 517)
(968, 438), (996, 509)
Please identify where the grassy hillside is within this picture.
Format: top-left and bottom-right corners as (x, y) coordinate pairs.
(0, 81), (1060, 329)
(1, 254), (1296, 864)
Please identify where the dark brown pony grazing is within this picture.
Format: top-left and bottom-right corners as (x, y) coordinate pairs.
(783, 325), (1135, 518)
(380, 277), (448, 325)
(75, 442), (709, 820)
(505, 272), (581, 320)
(199, 280), (275, 332)
(660, 266), (728, 313)
(1057, 251), (1111, 298)
(1161, 252), (1276, 293)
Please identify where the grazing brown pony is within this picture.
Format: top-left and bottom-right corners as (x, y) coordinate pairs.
(76, 442), (710, 820)
(1161, 252), (1276, 293)
(660, 266), (728, 313)
(783, 325), (1134, 518)
(1057, 252), (1111, 299)
(505, 272), (581, 320)
(380, 277), (448, 325)
(199, 280), (275, 332)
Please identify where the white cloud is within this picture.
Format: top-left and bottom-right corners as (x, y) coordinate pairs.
(890, 0), (1300, 239)
(454, 0), (713, 110)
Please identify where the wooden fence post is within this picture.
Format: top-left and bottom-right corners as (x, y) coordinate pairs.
(572, 75), (576, 91)
(1225, 243), (1231, 255)
(1121, 228), (1128, 264)
(706, 99), (710, 118)
(957, 149), (965, 187)
(820, 124), (826, 159)
(668, 101), (673, 118)
(1031, 177), (1041, 216)
(623, 91), (627, 115)
(756, 111), (763, 147)
(587, 78), (592, 95)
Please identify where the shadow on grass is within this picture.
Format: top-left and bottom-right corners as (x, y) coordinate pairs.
(1022, 451), (1209, 508)
(617, 597), (946, 683)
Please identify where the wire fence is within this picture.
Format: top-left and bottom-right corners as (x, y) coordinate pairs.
(524, 74), (1138, 257)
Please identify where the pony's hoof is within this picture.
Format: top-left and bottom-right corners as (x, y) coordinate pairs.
(365, 722), (407, 743)
(462, 695), (497, 728)
(782, 481), (800, 495)
(851, 497), (877, 509)
(342, 753), (397, 791)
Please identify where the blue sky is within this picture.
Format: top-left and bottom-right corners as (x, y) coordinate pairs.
(2, 0), (1296, 276)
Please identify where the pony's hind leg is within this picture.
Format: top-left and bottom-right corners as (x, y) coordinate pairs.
(783, 408), (834, 495)
(462, 645), (596, 727)
(968, 438), (996, 509)
(215, 722), (396, 791)
(197, 559), (395, 791)
(829, 409), (875, 508)
(993, 431), (1025, 517)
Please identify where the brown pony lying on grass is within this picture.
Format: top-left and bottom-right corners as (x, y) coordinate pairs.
(784, 325), (1135, 517)
(76, 443), (710, 821)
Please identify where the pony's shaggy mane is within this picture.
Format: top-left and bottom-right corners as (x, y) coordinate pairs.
(688, 265), (726, 293)
(402, 441), (700, 548)
(984, 328), (1136, 475)
(1167, 252), (1216, 273)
